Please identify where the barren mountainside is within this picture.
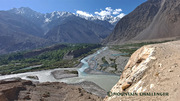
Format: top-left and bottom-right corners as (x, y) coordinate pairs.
(45, 16), (111, 43)
(104, 0), (180, 44)
(0, 11), (51, 54)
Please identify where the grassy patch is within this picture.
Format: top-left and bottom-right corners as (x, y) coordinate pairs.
(110, 40), (174, 57)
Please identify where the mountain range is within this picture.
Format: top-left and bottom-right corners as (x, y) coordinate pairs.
(1, 0), (180, 54)
(0, 7), (117, 54)
(104, 0), (180, 44)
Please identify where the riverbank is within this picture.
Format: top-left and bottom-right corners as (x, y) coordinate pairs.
(95, 48), (129, 75)
(81, 47), (129, 76)
(0, 67), (108, 98)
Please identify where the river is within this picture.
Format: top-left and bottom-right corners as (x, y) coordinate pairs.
(60, 47), (120, 91)
(0, 47), (120, 91)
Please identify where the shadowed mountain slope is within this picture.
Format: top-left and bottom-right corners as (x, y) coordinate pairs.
(104, 0), (180, 44)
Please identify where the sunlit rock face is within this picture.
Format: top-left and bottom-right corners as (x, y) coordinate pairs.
(104, 41), (180, 101)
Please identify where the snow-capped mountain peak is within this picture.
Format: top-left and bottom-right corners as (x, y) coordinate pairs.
(9, 7), (43, 20)
(44, 11), (73, 23)
(75, 13), (122, 25)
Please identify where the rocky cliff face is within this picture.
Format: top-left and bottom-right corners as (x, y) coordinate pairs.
(104, 0), (180, 44)
(104, 41), (180, 101)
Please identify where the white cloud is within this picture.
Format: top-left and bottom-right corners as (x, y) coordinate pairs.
(75, 7), (125, 23)
(94, 10), (111, 17)
(76, 7), (125, 18)
(94, 7), (125, 18)
(105, 7), (113, 12)
(113, 9), (122, 15)
(117, 13), (125, 18)
(76, 10), (93, 17)
(94, 7), (113, 17)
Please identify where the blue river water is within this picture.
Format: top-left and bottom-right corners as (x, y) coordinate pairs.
(78, 47), (108, 76)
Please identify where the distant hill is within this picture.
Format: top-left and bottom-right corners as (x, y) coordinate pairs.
(104, 0), (180, 44)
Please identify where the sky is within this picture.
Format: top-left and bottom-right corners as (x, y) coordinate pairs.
(0, 0), (147, 17)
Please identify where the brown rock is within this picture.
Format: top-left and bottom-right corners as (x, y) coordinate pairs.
(0, 78), (103, 101)
(0, 93), (8, 101)
(121, 82), (131, 91)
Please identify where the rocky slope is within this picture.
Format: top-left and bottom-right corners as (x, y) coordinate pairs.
(0, 11), (52, 54)
(104, 40), (180, 101)
(0, 78), (103, 101)
(44, 16), (111, 43)
(104, 0), (180, 44)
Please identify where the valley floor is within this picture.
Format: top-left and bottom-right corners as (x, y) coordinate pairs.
(0, 47), (128, 100)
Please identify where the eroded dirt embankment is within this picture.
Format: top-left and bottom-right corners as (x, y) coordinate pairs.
(0, 78), (103, 101)
(104, 41), (180, 101)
